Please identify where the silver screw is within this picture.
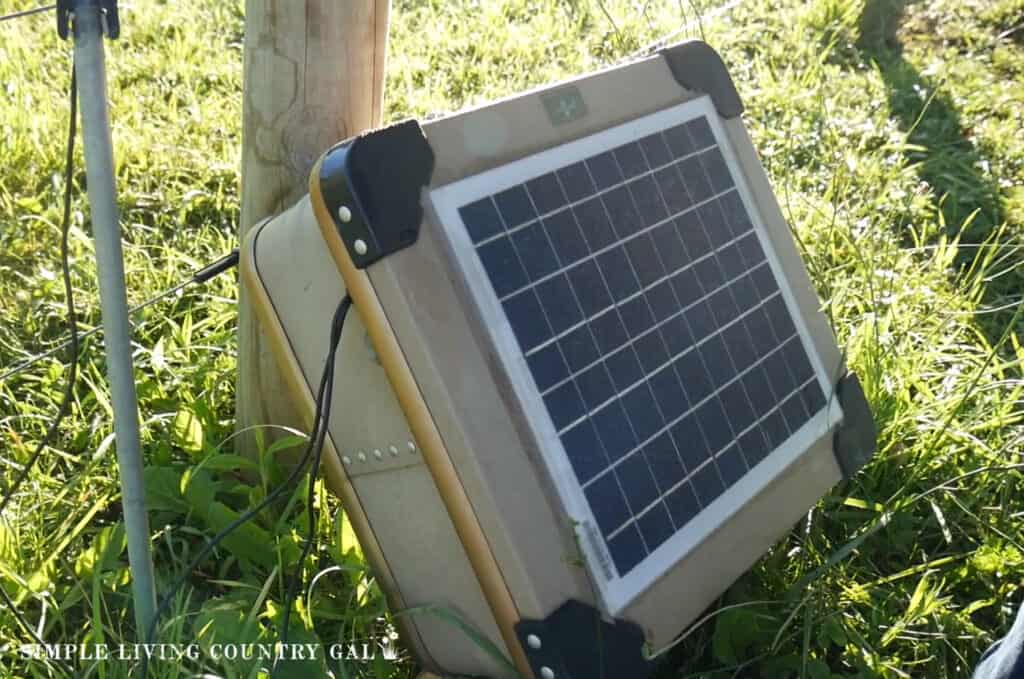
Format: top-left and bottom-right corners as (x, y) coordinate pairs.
(527, 634), (542, 650)
(341, 456), (352, 466)
(389, 445), (399, 457)
(337, 205), (352, 223)
(357, 451), (367, 463)
(373, 449), (383, 460)
(354, 238), (368, 255)
(407, 441), (417, 454)
(540, 667), (555, 679)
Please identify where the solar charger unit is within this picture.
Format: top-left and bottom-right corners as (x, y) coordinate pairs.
(241, 41), (877, 679)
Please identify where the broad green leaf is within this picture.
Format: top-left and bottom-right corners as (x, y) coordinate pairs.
(172, 407), (205, 454)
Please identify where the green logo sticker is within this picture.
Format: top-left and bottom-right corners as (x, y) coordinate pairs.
(541, 87), (587, 125)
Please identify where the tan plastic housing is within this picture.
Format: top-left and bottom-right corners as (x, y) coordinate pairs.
(241, 50), (847, 679)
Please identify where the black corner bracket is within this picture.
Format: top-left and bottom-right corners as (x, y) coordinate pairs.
(659, 40), (744, 118)
(318, 119), (435, 269)
(832, 372), (877, 478)
(515, 600), (655, 679)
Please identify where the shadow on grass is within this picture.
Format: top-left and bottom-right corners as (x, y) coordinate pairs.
(858, 0), (1004, 244)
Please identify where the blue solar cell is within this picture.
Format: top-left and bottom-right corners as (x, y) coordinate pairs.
(665, 482), (700, 527)
(605, 346), (644, 392)
(651, 220), (690, 271)
(674, 349), (714, 405)
(543, 209), (590, 266)
(628, 175), (667, 226)
(460, 197), (504, 243)
(619, 295), (655, 338)
(716, 444), (747, 487)
(633, 330), (668, 375)
(678, 155), (713, 204)
(577, 362), (616, 411)
(700, 148), (733, 194)
(639, 132), (672, 168)
(654, 165), (692, 216)
(544, 380), (586, 431)
(647, 280), (678, 323)
(562, 419), (610, 484)
(512, 221), (560, 281)
(567, 259), (612, 317)
(478, 235), (528, 297)
(559, 325), (600, 373)
(597, 246), (641, 301)
(671, 413), (711, 472)
(536, 273), (583, 334)
(621, 383), (663, 443)
(736, 232), (765, 267)
(613, 142), (647, 178)
(637, 503), (674, 551)
(460, 112), (828, 578)
(503, 289), (551, 351)
(586, 472), (631, 535)
(526, 172), (567, 215)
(663, 123), (695, 158)
(527, 342), (569, 392)
(586, 150), (624, 190)
(615, 452), (661, 513)
(590, 310), (629, 355)
(686, 117), (716, 150)
(558, 161), (596, 202)
(624, 234), (665, 287)
(608, 523), (646, 575)
(644, 432), (686, 493)
(691, 461), (725, 507)
(494, 185), (536, 227)
(573, 196), (618, 251)
(592, 400), (637, 462)
(676, 215), (714, 260)
(738, 427), (769, 469)
(602, 185), (644, 238)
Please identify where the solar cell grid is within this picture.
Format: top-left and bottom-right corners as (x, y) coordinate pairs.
(455, 112), (827, 578)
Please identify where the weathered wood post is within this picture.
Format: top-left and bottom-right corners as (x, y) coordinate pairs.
(236, 1), (389, 446)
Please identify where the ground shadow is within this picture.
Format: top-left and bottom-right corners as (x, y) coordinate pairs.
(856, 0), (1018, 347)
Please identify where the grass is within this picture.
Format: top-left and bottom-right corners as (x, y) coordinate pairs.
(2, 0), (1024, 676)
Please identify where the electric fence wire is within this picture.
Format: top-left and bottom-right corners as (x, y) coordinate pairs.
(0, 58), (79, 679)
(139, 295), (352, 679)
(0, 249), (239, 384)
(0, 4), (56, 23)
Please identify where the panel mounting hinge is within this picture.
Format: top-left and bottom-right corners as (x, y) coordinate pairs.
(832, 372), (877, 478)
(316, 120), (435, 269)
(514, 599), (655, 679)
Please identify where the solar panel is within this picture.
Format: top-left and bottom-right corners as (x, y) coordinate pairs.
(432, 96), (837, 610)
(244, 40), (877, 679)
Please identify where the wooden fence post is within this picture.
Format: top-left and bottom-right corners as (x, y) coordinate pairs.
(236, 0), (389, 448)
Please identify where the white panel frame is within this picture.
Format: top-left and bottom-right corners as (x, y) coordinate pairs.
(429, 95), (843, 615)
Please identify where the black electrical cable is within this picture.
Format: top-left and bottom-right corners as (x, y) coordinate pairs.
(275, 295), (351, 675)
(0, 4), (56, 22)
(0, 60), (79, 679)
(139, 295), (352, 679)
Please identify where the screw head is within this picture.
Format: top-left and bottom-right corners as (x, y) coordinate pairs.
(354, 239), (368, 256)
(337, 205), (352, 223)
(357, 451), (367, 463)
(540, 667), (555, 679)
(407, 441), (417, 454)
(389, 445), (399, 457)
(526, 634), (542, 650)
(373, 449), (383, 460)
(341, 456), (352, 466)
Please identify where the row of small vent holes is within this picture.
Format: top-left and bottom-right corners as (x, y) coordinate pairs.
(340, 440), (418, 466)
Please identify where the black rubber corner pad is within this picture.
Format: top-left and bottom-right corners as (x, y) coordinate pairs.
(833, 372), (878, 478)
(514, 600), (656, 679)
(317, 119), (436, 269)
(659, 40), (744, 118)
